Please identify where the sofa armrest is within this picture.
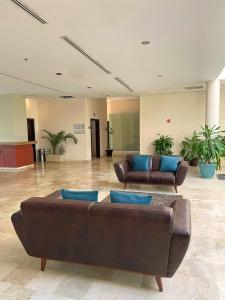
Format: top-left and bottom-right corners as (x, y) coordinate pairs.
(114, 160), (130, 183)
(11, 211), (31, 255)
(167, 199), (191, 277)
(175, 161), (189, 186)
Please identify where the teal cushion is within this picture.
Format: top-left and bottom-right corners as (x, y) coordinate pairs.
(61, 189), (98, 202)
(110, 190), (152, 205)
(132, 155), (151, 171)
(160, 156), (180, 172)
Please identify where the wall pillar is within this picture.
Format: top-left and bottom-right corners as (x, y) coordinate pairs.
(205, 80), (220, 127)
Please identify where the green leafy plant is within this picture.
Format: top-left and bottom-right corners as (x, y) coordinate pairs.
(196, 125), (225, 167)
(42, 130), (78, 154)
(180, 131), (199, 164)
(152, 134), (174, 155)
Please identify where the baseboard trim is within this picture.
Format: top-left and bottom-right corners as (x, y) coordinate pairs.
(0, 164), (34, 172)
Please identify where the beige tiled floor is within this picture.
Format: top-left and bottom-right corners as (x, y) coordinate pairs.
(0, 157), (225, 300)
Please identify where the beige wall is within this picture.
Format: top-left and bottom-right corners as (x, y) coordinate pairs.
(220, 90), (225, 129)
(85, 98), (107, 159)
(25, 98), (107, 161)
(107, 98), (139, 119)
(0, 95), (27, 142)
(140, 92), (206, 155)
(37, 99), (88, 161)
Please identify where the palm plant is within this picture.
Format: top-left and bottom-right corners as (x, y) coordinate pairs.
(152, 134), (174, 155)
(42, 130), (78, 154)
(196, 125), (225, 167)
(180, 131), (199, 165)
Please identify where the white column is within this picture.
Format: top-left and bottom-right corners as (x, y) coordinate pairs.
(205, 80), (220, 127)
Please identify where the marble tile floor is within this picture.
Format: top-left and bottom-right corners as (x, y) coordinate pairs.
(0, 157), (225, 300)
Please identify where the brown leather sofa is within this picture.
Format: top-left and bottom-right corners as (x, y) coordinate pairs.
(114, 155), (189, 192)
(11, 191), (191, 292)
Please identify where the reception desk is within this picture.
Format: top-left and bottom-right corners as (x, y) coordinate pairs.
(0, 141), (36, 171)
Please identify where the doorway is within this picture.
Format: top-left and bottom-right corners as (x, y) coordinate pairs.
(90, 119), (100, 158)
(27, 118), (36, 162)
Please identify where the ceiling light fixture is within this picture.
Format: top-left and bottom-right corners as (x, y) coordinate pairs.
(87, 86), (92, 89)
(141, 41), (150, 45)
(56, 72), (63, 76)
(24, 58), (29, 61)
(10, 0), (47, 24)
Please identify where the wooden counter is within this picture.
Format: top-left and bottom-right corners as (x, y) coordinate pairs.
(0, 141), (37, 146)
(0, 141), (36, 170)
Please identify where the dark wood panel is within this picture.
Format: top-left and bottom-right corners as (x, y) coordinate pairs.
(0, 146), (4, 167)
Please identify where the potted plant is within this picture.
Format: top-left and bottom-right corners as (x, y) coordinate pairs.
(152, 134), (174, 155)
(180, 131), (199, 166)
(196, 125), (225, 178)
(42, 130), (78, 162)
(106, 125), (114, 157)
(221, 136), (225, 167)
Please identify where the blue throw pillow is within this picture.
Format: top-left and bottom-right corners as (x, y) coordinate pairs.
(132, 155), (151, 171)
(160, 156), (180, 173)
(61, 189), (98, 202)
(110, 190), (152, 205)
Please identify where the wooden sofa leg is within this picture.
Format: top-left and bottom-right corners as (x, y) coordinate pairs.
(155, 276), (163, 292)
(124, 183), (127, 190)
(41, 257), (46, 271)
(174, 185), (178, 193)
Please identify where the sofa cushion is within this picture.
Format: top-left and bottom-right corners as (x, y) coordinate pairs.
(152, 155), (161, 171)
(149, 171), (175, 185)
(61, 189), (98, 202)
(160, 156), (180, 173)
(132, 155), (151, 171)
(126, 171), (150, 183)
(110, 191), (152, 205)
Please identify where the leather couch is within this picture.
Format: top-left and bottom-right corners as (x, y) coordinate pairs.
(11, 190), (191, 292)
(114, 155), (189, 192)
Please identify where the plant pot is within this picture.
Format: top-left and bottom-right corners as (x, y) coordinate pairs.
(46, 154), (65, 162)
(199, 163), (217, 178)
(106, 149), (113, 157)
(189, 159), (198, 166)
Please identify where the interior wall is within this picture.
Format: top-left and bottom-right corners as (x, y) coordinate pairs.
(0, 95), (27, 142)
(140, 92), (206, 155)
(37, 99), (88, 161)
(220, 90), (225, 129)
(85, 98), (107, 159)
(107, 98), (139, 119)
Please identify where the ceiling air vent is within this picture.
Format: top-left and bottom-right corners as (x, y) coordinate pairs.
(60, 96), (75, 99)
(114, 77), (134, 92)
(185, 85), (203, 90)
(10, 0), (47, 24)
(0, 72), (64, 93)
(61, 36), (111, 75)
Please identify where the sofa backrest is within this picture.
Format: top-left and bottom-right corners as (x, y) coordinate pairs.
(19, 196), (174, 276)
(126, 154), (161, 171)
(126, 155), (181, 171)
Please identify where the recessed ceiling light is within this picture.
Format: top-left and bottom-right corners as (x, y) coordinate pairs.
(87, 86), (92, 89)
(56, 72), (63, 76)
(157, 75), (163, 78)
(141, 41), (150, 45)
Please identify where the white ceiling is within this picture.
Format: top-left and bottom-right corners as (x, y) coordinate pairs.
(1, 0), (225, 98)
